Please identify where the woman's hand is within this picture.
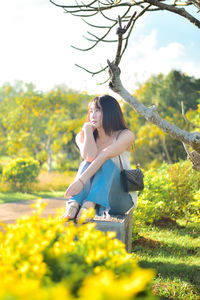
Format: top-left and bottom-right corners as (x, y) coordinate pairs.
(64, 179), (84, 198)
(77, 123), (95, 144)
(82, 122), (95, 132)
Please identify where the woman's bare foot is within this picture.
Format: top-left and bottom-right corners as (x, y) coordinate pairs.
(61, 201), (80, 221)
(76, 201), (96, 223)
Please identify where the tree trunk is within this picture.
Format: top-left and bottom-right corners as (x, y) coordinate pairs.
(161, 136), (172, 164)
(47, 136), (52, 173)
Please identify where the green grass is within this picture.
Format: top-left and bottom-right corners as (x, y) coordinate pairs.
(0, 170), (75, 203)
(0, 192), (37, 203)
(32, 191), (65, 198)
(132, 219), (200, 300)
(0, 191), (65, 203)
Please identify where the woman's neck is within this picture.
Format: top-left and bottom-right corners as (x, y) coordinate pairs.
(97, 127), (112, 141)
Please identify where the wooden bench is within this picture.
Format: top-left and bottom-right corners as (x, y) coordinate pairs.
(93, 207), (133, 253)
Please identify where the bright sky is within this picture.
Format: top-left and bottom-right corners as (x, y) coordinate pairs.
(0, 0), (200, 95)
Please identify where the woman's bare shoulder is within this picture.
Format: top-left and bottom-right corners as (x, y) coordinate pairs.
(120, 130), (135, 152)
(118, 129), (135, 139)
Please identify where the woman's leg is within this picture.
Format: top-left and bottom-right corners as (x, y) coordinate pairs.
(63, 160), (93, 220)
(67, 160), (92, 206)
(108, 166), (133, 215)
(86, 159), (133, 215)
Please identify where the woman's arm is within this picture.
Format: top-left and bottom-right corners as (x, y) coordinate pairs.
(65, 130), (135, 198)
(80, 129), (135, 182)
(76, 123), (98, 162)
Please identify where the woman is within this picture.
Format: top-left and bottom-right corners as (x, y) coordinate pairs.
(63, 95), (137, 221)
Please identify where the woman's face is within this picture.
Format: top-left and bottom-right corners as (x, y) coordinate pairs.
(89, 101), (103, 129)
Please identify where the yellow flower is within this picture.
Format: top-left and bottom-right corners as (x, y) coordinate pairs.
(77, 207), (95, 225)
(0, 201), (155, 300)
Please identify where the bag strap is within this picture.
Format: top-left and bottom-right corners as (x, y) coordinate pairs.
(118, 155), (124, 171)
(116, 129), (138, 169)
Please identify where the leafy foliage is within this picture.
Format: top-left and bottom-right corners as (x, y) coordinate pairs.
(186, 103), (200, 133)
(3, 158), (40, 192)
(122, 70), (200, 168)
(0, 163), (2, 183)
(133, 161), (200, 234)
(0, 201), (156, 300)
(134, 71), (200, 113)
(0, 81), (91, 172)
(0, 71), (200, 171)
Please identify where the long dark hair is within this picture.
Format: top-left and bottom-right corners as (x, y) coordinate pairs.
(87, 95), (128, 139)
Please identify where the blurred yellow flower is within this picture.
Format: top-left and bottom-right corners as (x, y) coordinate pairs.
(0, 200), (155, 300)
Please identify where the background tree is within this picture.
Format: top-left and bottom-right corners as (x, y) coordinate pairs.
(0, 78), (199, 171)
(126, 70), (199, 167)
(135, 71), (200, 113)
(0, 82), (91, 172)
(50, 0), (200, 171)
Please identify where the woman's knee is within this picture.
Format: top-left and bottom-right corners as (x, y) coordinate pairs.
(78, 160), (91, 171)
(81, 160), (91, 167)
(76, 160), (91, 178)
(109, 196), (133, 215)
(101, 159), (117, 172)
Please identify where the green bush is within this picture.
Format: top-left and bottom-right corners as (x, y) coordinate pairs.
(3, 158), (40, 192)
(133, 161), (200, 230)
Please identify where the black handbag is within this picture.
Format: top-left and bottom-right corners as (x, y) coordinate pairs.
(119, 155), (144, 192)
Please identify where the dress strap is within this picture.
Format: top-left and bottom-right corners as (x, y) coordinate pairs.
(116, 129), (135, 152)
(113, 130), (121, 144)
(115, 130), (122, 141)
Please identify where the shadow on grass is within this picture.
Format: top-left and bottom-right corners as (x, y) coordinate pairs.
(154, 224), (200, 240)
(132, 236), (200, 258)
(152, 217), (200, 239)
(138, 260), (200, 294)
(173, 223), (200, 239)
(132, 227), (200, 298)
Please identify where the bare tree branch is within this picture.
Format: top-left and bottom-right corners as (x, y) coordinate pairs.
(50, 0), (200, 169)
(107, 59), (200, 155)
(71, 4), (132, 73)
(71, 19), (117, 51)
(189, 0), (200, 11)
(70, 11), (99, 17)
(183, 142), (200, 171)
(49, 0), (97, 9)
(82, 18), (111, 28)
(120, 4), (151, 58)
(50, 0), (200, 69)
(86, 31), (122, 42)
(145, 0), (200, 29)
(115, 12), (136, 65)
(106, 23), (200, 159)
(75, 63), (108, 75)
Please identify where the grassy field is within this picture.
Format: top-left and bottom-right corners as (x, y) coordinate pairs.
(0, 191), (65, 203)
(0, 171), (76, 203)
(132, 218), (200, 300)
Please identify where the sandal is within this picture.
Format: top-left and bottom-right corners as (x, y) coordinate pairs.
(61, 201), (80, 221)
(76, 201), (96, 223)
